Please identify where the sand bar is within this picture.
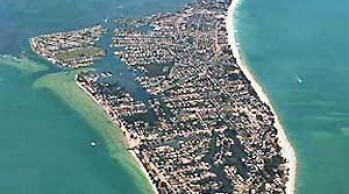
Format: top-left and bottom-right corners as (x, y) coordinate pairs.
(76, 80), (159, 194)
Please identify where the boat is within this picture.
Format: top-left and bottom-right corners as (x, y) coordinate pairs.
(296, 76), (303, 84)
(90, 141), (97, 147)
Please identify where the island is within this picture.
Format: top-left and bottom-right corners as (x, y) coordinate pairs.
(30, 0), (296, 193)
(30, 25), (106, 68)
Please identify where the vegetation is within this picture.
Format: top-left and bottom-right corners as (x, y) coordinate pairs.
(55, 46), (106, 61)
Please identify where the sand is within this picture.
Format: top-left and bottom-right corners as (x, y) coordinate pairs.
(76, 80), (159, 194)
(129, 151), (160, 194)
(66, 1), (297, 193)
(226, 1), (297, 194)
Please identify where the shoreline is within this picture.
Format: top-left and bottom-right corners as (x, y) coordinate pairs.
(33, 69), (154, 194)
(35, 1), (297, 193)
(76, 80), (159, 194)
(226, 1), (297, 194)
(129, 151), (159, 194)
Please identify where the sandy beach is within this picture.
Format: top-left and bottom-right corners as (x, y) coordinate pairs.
(129, 151), (160, 194)
(226, 1), (297, 194)
(76, 80), (159, 194)
(73, 1), (297, 193)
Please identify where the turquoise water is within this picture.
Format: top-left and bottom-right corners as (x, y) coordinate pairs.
(0, 64), (142, 193)
(0, 0), (191, 55)
(235, 0), (349, 193)
(1, 0), (347, 193)
(0, 0), (191, 194)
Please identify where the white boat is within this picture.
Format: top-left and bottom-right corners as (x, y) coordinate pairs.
(296, 76), (303, 84)
(90, 141), (97, 147)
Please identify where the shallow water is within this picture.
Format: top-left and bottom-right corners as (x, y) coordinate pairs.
(235, 0), (349, 193)
(1, 0), (347, 193)
(0, 63), (145, 193)
(0, 0), (191, 193)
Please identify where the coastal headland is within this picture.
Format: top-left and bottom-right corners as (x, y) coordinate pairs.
(30, 25), (106, 68)
(29, 0), (296, 193)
